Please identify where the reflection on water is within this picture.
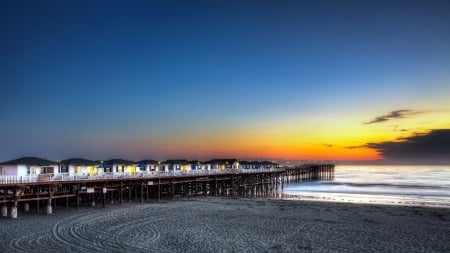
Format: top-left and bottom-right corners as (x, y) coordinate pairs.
(280, 165), (450, 207)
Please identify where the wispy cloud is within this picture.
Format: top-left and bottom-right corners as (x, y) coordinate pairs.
(345, 144), (368, 149)
(364, 110), (422, 124)
(323, 144), (334, 148)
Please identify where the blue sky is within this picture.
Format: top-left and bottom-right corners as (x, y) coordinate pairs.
(1, 0), (449, 162)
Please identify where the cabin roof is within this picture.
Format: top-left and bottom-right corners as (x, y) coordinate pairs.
(0, 157), (278, 167)
(104, 159), (136, 165)
(137, 159), (159, 165)
(238, 161), (278, 165)
(0, 157), (57, 166)
(206, 159), (238, 164)
(61, 158), (99, 166)
(260, 161), (278, 165)
(163, 159), (189, 164)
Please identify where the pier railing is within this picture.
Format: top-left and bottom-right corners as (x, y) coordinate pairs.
(0, 168), (285, 184)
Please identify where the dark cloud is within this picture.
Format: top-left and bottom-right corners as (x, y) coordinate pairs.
(367, 129), (450, 162)
(364, 110), (421, 124)
(323, 144), (334, 148)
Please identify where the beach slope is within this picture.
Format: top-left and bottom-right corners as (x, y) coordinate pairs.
(1, 197), (449, 252)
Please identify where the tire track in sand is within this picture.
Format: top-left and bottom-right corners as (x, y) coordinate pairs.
(9, 207), (166, 252)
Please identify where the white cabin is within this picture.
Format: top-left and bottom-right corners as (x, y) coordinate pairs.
(0, 157), (59, 176)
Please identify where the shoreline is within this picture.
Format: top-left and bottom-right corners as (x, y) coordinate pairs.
(1, 197), (450, 252)
(277, 193), (450, 209)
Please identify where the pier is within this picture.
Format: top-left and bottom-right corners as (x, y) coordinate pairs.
(0, 164), (334, 218)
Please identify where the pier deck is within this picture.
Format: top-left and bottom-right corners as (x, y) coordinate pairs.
(0, 164), (334, 218)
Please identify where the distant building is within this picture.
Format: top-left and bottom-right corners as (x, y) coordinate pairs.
(0, 157), (59, 176)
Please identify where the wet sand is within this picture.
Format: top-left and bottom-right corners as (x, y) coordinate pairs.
(1, 197), (449, 252)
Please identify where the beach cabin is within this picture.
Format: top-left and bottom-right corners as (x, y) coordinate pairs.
(188, 160), (212, 171)
(239, 161), (279, 169)
(208, 159), (240, 170)
(199, 161), (212, 170)
(238, 161), (254, 169)
(137, 160), (159, 173)
(189, 160), (203, 171)
(259, 161), (278, 169)
(61, 158), (102, 176)
(0, 157), (59, 176)
(104, 159), (138, 175)
(163, 160), (191, 172)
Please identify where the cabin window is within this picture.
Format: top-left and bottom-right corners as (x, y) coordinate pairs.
(42, 166), (54, 174)
(61, 166), (69, 173)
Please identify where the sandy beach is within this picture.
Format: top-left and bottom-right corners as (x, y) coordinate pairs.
(1, 197), (449, 252)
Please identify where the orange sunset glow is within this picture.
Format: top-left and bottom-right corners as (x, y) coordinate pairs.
(1, 1), (449, 164)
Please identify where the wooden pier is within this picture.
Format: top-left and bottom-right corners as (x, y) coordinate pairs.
(0, 164), (334, 218)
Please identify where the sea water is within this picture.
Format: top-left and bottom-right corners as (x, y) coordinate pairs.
(281, 165), (450, 207)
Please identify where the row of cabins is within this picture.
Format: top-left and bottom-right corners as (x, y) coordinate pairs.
(0, 157), (279, 177)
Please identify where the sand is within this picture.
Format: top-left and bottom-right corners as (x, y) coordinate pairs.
(1, 197), (449, 252)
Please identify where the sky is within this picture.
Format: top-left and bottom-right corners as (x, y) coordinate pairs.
(1, 0), (449, 163)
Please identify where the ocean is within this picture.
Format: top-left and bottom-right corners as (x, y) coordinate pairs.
(281, 165), (450, 208)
